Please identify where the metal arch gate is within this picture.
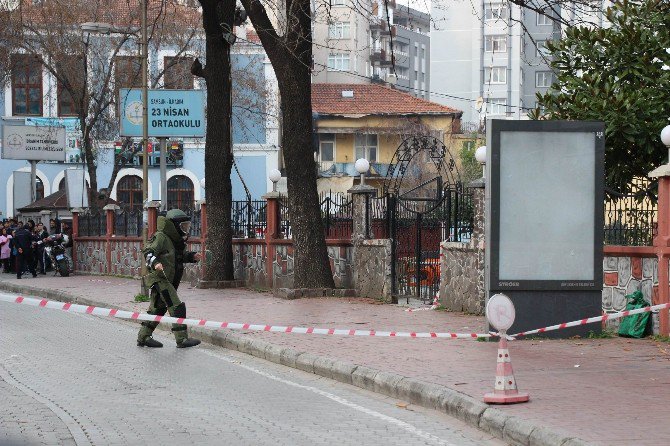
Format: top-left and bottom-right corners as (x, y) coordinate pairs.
(383, 136), (474, 305)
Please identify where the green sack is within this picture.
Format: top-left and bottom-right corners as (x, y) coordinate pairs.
(618, 290), (652, 338)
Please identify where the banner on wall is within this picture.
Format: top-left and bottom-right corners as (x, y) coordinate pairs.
(1, 125), (66, 161)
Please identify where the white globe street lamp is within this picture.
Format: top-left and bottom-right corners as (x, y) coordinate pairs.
(662, 124), (670, 163)
(355, 158), (370, 185)
(269, 168), (281, 192)
(475, 146), (487, 178)
(200, 178), (206, 189)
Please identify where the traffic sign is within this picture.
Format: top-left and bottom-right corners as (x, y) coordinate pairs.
(119, 89), (205, 138)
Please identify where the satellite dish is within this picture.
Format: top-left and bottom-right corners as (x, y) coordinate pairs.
(0, 0), (20, 11)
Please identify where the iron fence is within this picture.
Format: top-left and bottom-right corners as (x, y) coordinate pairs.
(369, 193), (392, 239)
(232, 200), (267, 238)
(320, 192), (353, 239)
(604, 182), (657, 246)
(278, 195), (292, 239)
(186, 208), (202, 238)
(114, 209), (142, 237)
(78, 211), (106, 237)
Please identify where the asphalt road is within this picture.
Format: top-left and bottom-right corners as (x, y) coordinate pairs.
(0, 292), (503, 446)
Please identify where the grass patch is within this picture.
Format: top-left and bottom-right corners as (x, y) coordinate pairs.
(134, 294), (150, 303)
(587, 329), (616, 339)
(650, 335), (670, 343)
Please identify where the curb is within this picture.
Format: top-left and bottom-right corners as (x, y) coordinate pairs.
(0, 280), (591, 446)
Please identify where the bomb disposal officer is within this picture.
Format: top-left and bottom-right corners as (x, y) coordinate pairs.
(137, 209), (202, 348)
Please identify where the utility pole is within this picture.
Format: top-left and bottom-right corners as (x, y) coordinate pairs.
(141, 0), (149, 269)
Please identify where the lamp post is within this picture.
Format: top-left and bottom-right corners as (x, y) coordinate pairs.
(269, 168), (281, 192)
(81, 0), (149, 283)
(355, 158), (370, 185)
(661, 124), (670, 161)
(475, 146), (487, 179)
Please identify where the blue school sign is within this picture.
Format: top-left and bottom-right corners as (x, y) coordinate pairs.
(119, 89), (205, 138)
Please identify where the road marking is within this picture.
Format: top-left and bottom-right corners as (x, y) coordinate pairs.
(199, 349), (456, 446)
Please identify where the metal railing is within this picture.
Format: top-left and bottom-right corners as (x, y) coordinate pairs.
(320, 192), (353, 239)
(78, 211), (106, 237)
(114, 209), (142, 237)
(604, 182), (658, 246)
(232, 200), (267, 238)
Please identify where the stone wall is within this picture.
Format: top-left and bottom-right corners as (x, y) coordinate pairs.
(354, 239), (392, 302)
(109, 240), (142, 277)
(439, 183), (485, 314)
(234, 243), (269, 288)
(603, 255), (659, 332)
(75, 239), (109, 274)
(440, 241), (485, 314)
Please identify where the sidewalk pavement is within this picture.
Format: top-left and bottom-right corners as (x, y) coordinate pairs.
(1, 273), (668, 446)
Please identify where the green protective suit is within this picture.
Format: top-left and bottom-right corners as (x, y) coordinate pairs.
(137, 214), (198, 344)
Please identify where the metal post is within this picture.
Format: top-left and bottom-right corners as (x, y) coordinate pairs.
(140, 0), (149, 292)
(415, 213), (422, 303)
(159, 137), (167, 211)
(30, 160), (37, 203)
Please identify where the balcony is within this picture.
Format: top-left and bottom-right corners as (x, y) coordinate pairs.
(369, 49), (393, 66)
(318, 162), (393, 178)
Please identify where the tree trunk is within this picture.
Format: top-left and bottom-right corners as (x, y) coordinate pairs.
(279, 67), (335, 288)
(241, 0), (335, 288)
(82, 127), (99, 211)
(200, 0), (235, 281)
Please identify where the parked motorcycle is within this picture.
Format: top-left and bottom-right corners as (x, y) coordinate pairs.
(40, 234), (71, 277)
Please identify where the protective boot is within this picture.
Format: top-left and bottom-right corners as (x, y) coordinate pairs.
(137, 337), (163, 348)
(176, 338), (201, 348)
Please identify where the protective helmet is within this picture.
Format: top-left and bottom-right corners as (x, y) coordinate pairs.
(166, 209), (191, 236)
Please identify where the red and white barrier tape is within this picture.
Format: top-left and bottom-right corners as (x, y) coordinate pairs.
(509, 302), (670, 338)
(0, 294), (493, 339)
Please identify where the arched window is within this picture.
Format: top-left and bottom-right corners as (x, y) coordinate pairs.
(167, 175), (194, 210)
(117, 175), (143, 211)
(35, 177), (44, 200)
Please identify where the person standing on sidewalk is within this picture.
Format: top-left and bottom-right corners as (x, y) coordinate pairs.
(35, 223), (49, 274)
(13, 224), (37, 279)
(137, 209), (202, 348)
(0, 228), (11, 273)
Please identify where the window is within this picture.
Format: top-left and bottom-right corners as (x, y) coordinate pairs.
(536, 40), (551, 57)
(354, 134), (377, 162)
(331, 0), (346, 6)
(484, 67), (507, 84)
(328, 22), (350, 39)
(115, 56), (142, 103)
(327, 53), (350, 71)
(117, 175), (143, 212)
(164, 56), (194, 90)
(536, 71), (553, 88)
(537, 11), (552, 25)
(488, 98), (507, 115)
(11, 54), (42, 116)
(167, 175), (194, 211)
(484, 36), (507, 52)
(57, 56), (85, 117)
(319, 133), (335, 162)
(484, 3), (509, 21)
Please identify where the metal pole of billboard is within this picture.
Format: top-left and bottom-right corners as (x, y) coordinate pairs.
(140, 0), (149, 287)
(159, 138), (167, 212)
(30, 160), (37, 204)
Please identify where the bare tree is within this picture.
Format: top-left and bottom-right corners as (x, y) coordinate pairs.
(240, 0), (336, 288)
(0, 0), (201, 208)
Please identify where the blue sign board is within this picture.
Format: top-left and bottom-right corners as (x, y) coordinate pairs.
(119, 89), (205, 138)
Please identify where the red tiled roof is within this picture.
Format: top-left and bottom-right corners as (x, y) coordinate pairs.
(312, 83), (461, 116)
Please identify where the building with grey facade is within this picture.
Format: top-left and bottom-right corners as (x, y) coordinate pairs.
(311, 0), (430, 98)
(430, 1), (608, 123)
